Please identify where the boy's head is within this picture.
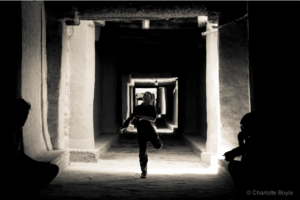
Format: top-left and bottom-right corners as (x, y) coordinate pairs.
(240, 112), (259, 136)
(143, 92), (152, 104)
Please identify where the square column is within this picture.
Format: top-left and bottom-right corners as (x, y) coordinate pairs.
(68, 21), (95, 149)
(172, 80), (178, 126)
(205, 21), (220, 155)
(22, 2), (52, 159)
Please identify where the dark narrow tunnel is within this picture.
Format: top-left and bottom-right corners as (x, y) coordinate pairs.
(94, 24), (207, 137)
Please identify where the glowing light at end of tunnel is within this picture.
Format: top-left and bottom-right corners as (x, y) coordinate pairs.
(142, 20), (150, 29)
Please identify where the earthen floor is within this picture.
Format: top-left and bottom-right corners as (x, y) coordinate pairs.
(33, 134), (237, 200)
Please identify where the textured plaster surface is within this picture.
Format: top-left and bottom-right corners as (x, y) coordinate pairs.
(56, 22), (66, 150)
(41, 3), (53, 151)
(63, 25), (73, 148)
(218, 20), (249, 153)
(69, 20), (95, 149)
(46, 19), (64, 150)
(70, 133), (119, 163)
(205, 23), (220, 154)
(70, 150), (98, 163)
(93, 41), (102, 138)
(79, 5), (208, 20)
(48, 2), (210, 19)
(22, 1), (49, 159)
(61, 23), (70, 148)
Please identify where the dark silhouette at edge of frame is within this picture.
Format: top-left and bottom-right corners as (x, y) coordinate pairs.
(10, 99), (59, 198)
(223, 111), (295, 199)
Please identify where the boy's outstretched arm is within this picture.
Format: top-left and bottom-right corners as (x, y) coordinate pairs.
(135, 106), (157, 123)
(119, 108), (137, 133)
(136, 115), (156, 123)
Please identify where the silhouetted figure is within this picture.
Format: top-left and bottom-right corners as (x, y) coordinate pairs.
(120, 92), (163, 179)
(13, 99), (59, 197)
(223, 112), (262, 199)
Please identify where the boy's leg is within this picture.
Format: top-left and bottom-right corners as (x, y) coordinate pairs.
(150, 134), (163, 150)
(138, 137), (148, 177)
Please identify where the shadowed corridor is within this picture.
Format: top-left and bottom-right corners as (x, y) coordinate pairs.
(4, 1), (296, 199)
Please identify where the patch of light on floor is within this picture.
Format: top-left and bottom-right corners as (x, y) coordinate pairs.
(140, 167), (218, 174)
(68, 163), (218, 175)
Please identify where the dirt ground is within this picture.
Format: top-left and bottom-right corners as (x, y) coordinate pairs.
(33, 134), (237, 200)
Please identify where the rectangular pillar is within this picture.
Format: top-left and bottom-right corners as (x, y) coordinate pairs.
(22, 1), (51, 159)
(130, 86), (133, 115)
(205, 21), (220, 155)
(172, 80), (178, 126)
(160, 87), (166, 115)
(68, 21), (95, 149)
(62, 23), (71, 149)
(122, 75), (130, 123)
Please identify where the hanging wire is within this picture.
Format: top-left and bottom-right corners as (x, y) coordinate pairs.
(212, 13), (248, 29)
(202, 14), (248, 36)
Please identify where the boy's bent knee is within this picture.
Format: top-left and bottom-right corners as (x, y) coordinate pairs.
(154, 141), (163, 150)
